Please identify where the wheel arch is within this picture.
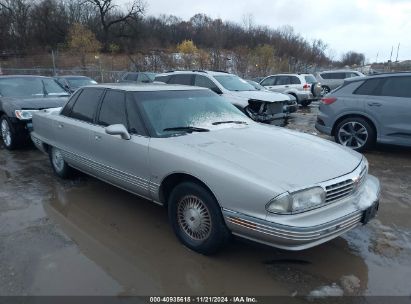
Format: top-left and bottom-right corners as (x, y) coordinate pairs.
(159, 172), (220, 207)
(332, 113), (378, 137)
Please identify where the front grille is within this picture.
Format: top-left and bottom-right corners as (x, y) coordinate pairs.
(325, 179), (355, 203)
(325, 164), (367, 203)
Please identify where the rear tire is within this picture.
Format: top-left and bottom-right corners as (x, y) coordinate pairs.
(300, 100), (311, 107)
(49, 146), (72, 178)
(168, 181), (230, 255)
(334, 117), (376, 152)
(321, 86), (331, 96)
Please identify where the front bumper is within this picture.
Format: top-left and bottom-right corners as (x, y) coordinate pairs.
(223, 174), (380, 250)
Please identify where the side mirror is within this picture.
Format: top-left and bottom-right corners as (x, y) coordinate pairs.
(105, 124), (131, 140)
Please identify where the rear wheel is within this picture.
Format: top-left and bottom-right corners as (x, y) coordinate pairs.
(334, 117), (376, 151)
(321, 86), (331, 96)
(300, 100), (311, 107)
(168, 182), (230, 255)
(49, 146), (72, 178)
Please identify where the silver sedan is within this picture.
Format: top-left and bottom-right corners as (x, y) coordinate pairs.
(31, 84), (380, 254)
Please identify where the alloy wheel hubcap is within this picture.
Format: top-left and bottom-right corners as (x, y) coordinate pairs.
(1, 119), (12, 146)
(338, 122), (368, 148)
(52, 148), (64, 172)
(177, 195), (212, 241)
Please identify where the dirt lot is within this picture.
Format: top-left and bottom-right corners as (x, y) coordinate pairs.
(1, 103), (410, 297)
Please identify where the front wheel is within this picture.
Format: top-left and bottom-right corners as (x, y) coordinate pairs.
(334, 117), (376, 152)
(49, 146), (72, 178)
(1, 115), (18, 150)
(168, 182), (230, 255)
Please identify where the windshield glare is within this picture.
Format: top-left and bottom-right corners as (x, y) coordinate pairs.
(214, 75), (257, 91)
(135, 90), (248, 137)
(0, 77), (68, 97)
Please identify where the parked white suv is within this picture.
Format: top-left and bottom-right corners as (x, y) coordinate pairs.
(259, 73), (322, 106)
(155, 70), (293, 123)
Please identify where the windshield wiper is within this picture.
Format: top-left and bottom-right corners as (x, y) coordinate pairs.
(212, 120), (248, 125)
(163, 126), (210, 133)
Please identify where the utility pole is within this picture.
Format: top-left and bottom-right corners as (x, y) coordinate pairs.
(395, 43), (400, 62)
(376, 51), (379, 63)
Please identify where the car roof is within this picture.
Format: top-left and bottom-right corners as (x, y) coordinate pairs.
(0, 75), (53, 79)
(344, 72), (411, 83)
(156, 70), (234, 77)
(82, 83), (210, 92)
(319, 70), (361, 73)
(56, 75), (91, 78)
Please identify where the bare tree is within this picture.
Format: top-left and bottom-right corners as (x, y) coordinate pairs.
(85, 0), (145, 51)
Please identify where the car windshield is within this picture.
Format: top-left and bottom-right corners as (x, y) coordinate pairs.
(304, 75), (317, 83)
(246, 80), (266, 91)
(134, 90), (248, 137)
(66, 77), (97, 88)
(214, 75), (257, 91)
(0, 77), (69, 97)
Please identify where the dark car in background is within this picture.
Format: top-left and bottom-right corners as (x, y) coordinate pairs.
(0, 75), (69, 149)
(54, 75), (97, 94)
(315, 72), (411, 151)
(118, 72), (156, 84)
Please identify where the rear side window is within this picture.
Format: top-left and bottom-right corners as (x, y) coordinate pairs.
(154, 75), (171, 83)
(98, 90), (128, 127)
(61, 89), (82, 116)
(168, 74), (193, 85)
(261, 76), (275, 86)
(290, 76), (301, 84)
(380, 77), (411, 98)
(124, 73), (138, 81)
(321, 72), (346, 80)
(354, 79), (383, 95)
(68, 88), (104, 123)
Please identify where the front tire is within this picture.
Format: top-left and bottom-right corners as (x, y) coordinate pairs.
(49, 146), (72, 178)
(1, 115), (19, 150)
(334, 117), (376, 152)
(168, 182), (230, 255)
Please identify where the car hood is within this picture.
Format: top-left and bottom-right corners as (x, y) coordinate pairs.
(173, 124), (362, 191)
(2, 96), (69, 110)
(225, 90), (290, 103)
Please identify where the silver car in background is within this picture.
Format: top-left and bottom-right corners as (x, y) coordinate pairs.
(31, 84), (380, 254)
(315, 70), (365, 96)
(316, 72), (411, 151)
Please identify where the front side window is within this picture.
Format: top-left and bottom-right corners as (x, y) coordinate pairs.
(194, 75), (219, 90)
(260, 77), (275, 86)
(98, 90), (128, 127)
(168, 74), (193, 85)
(134, 90), (247, 137)
(68, 88), (104, 123)
(213, 75), (256, 91)
(275, 76), (290, 85)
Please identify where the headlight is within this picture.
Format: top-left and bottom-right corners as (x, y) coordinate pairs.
(266, 187), (326, 214)
(15, 110), (38, 120)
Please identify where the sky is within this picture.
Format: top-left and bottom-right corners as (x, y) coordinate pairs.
(125, 0), (411, 62)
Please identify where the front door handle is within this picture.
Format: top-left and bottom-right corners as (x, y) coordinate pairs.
(368, 102), (382, 107)
(94, 135), (101, 141)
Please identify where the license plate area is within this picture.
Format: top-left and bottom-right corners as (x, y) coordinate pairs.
(361, 200), (379, 224)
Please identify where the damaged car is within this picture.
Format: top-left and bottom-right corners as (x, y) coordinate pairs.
(154, 70), (292, 123)
(31, 84), (380, 255)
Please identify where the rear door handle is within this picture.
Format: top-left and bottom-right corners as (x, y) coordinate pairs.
(368, 102), (382, 107)
(285, 85), (289, 88)
(58, 123), (64, 129)
(94, 135), (101, 141)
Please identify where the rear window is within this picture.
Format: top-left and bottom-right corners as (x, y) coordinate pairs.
(304, 75), (316, 83)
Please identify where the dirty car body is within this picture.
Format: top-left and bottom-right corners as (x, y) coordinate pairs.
(31, 84), (380, 253)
